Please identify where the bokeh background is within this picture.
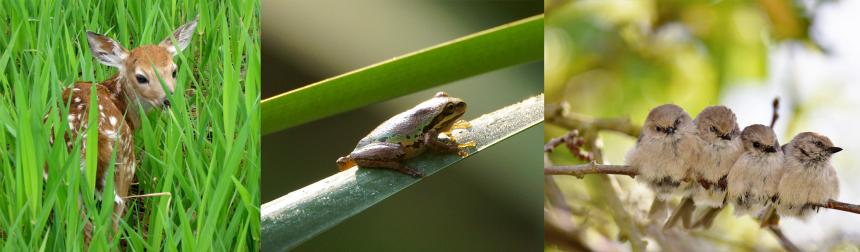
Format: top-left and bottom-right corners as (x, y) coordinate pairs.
(546, 0), (860, 251)
(262, 1), (543, 251)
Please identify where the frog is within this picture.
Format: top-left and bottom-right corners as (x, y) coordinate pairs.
(336, 91), (475, 178)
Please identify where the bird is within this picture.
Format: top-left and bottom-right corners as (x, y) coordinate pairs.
(725, 124), (784, 217)
(775, 132), (842, 218)
(626, 104), (699, 220)
(666, 105), (742, 229)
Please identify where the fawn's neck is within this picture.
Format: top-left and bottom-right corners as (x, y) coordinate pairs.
(100, 74), (141, 131)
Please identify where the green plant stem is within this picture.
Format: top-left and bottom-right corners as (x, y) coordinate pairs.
(261, 15), (544, 135)
(261, 94), (544, 251)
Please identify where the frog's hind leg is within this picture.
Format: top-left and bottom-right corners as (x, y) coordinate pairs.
(353, 159), (422, 178)
(350, 142), (423, 178)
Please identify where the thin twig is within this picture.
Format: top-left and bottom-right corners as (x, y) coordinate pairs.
(544, 129), (592, 161)
(547, 114), (640, 138)
(771, 97), (780, 128)
(545, 164), (860, 216)
(768, 226), (801, 252)
(545, 209), (592, 251)
(817, 200), (860, 214)
(545, 163), (637, 178)
(545, 104), (639, 137)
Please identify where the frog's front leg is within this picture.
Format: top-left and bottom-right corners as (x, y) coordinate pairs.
(349, 142), (423, 178)
(424, 129), (460, 153)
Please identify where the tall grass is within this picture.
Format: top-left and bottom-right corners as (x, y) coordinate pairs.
(0, 0), (260, 250)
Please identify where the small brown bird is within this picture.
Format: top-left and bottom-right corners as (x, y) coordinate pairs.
(726, 124), (784, 216)
(626, 104), (699, 219)
(666, 105), (742, 229)
(776, 132), (842, 218)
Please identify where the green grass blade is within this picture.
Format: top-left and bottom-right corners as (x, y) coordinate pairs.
(260, 94), (544, 251)
(260, 15), (543, 135)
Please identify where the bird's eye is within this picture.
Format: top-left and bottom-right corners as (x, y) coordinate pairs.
(656, 126), (663, 132)
(172, 69), (177, 78)
(674, 118), (681, 126)
(135, 74), (148, 84)
(815, 141), (824, 148)
(710, 126), (718, 133)
(752, 142), (761, 149)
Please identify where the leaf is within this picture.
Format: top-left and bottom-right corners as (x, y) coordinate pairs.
(260, 94), (544, 251)
(261, 15), (544, 135)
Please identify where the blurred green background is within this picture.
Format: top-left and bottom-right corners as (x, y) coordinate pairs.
(261, 0), (543, 251)
(546, 0), (860, 251)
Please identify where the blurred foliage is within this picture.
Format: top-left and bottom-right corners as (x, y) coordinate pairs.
(545, 0), (820, 251)
(546, 0), (813, 123)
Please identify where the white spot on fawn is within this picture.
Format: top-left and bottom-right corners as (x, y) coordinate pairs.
(104, 129), (118, 139)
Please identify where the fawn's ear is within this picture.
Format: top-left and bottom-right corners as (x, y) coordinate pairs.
(160, 16), (198, 56)
(86, 32), (128, 69)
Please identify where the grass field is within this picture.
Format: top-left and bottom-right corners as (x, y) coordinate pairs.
(0, 0), (260, 250)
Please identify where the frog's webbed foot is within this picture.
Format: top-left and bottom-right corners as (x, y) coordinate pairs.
(442, 120), (471, 140)
(451, 120), (471, 130)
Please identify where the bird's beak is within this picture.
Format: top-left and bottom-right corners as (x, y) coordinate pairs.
(827, 147), (843, 154)
(666, 127), (676, 134)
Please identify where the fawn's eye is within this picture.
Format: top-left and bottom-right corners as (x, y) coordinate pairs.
(172, 69), (177, 78)
(135, 74), (148, 84)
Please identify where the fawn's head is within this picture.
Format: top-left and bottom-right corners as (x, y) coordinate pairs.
(86, 17), (198, 110)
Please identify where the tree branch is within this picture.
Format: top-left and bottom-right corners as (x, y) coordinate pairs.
(544, 163), (637, 178)
(545, 164), (860, 216)
(818, 200), (860, 214)
(547, 114), (640, 138)
(545, 103), (639, 138)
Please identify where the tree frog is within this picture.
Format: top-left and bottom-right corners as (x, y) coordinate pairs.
(336, 92), (474, 178)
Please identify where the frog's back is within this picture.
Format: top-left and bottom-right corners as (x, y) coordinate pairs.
(354, 105), (439, 150)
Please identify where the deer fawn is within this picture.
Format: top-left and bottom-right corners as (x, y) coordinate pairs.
(57, 17), (198, 245)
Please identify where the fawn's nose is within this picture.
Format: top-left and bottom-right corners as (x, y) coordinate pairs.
(163, 99), (171, 108)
